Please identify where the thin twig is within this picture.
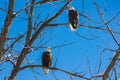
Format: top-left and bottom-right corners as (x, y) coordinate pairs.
(113, 67), (117, 80)
(82, 0), (84, 14)
(52, 71), (58, 80)
(97, 57), (102, 74)
(3, 33), (26, 54)
(54, 48), (61, 67)
(25, 57), (38, 80)
(48, 23), (120, 34)
(74, 32), (95, 40)
(26, 0), (35, 44)
(87, 58), (93, 77)
(32, 42), (75, 50)
(51, 42), (75, 49)
(99, 48), (116, 55)
(100, 11), (120, 27)
(93, 1), (119, 46)
(0, 7), (7, 13)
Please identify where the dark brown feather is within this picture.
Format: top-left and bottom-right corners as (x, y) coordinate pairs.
(68, 10), (78, 29)
(42, 52), (52, 68)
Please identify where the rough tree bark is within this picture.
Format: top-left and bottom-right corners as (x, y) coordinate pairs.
(0, 0), (14, 61)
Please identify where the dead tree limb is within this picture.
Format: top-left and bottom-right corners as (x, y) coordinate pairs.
(8, 1), (72, 80)
(102, 49), (120, 80)
(0, 0), (14, 61)
(93, 1), (120, 80)
(26, 0), (35, 44)
(93, 2), (119, 46)
(19, 64), (89, 80)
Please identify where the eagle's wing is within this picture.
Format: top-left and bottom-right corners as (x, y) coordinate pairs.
(68, 10), (79, 30)
(42, 52), (52, 67)
(74, 10), (79, 26)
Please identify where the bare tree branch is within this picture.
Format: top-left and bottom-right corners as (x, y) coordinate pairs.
(3, 33), (25, 54)
(54, 48), (61, 67)
(0, 7), (7, 13)
(89, 74), (102, 80)
(19, 65), (89, 80)
(103, 49), (120, 80)
(99, 48), (116, 55)
(0, 0), (119, 80)
(47, 22), (120, 35)
(87, 58), (93, 77)
(0, 0), (14, 61)
(51, 42), (75, 49)
(82, 0), (84, 14)
(25, 57), (38, 80)
(113, 67), (117, 80)
(100, 11), (120, 27)
(26, 0), (35, 44)
(52, 71), (58, 80)
(36, 0), (59, 4)
(8, 1), (72, 80)
(97, 57), (102, 74)
(93, 2), (120, 80)
(93, 1), (119, 46)
(74, 32), (95, 40)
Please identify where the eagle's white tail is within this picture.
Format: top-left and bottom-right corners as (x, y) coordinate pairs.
(69, 23), (76, 31)
(44, 67), (49, 74)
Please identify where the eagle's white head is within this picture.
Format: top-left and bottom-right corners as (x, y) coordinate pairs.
(67, 6), (75, 10)
(46, 47), (51, 52)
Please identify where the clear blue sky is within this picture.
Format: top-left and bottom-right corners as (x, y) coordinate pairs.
(0, 0), (120, 80)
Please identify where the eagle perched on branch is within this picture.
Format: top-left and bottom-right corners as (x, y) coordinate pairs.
(42, 47), (52, 74)
(67, 6), (79, 31)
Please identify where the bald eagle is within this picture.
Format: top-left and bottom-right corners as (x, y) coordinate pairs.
(68, 6), (79, 31)
(42, 47), (52, 74)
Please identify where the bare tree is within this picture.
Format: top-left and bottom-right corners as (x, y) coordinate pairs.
(0, 0), (120, 80)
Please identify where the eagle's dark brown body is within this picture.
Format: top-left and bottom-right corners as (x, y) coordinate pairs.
(42, 49), (52, 74)
(68, 7), (79, 31)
